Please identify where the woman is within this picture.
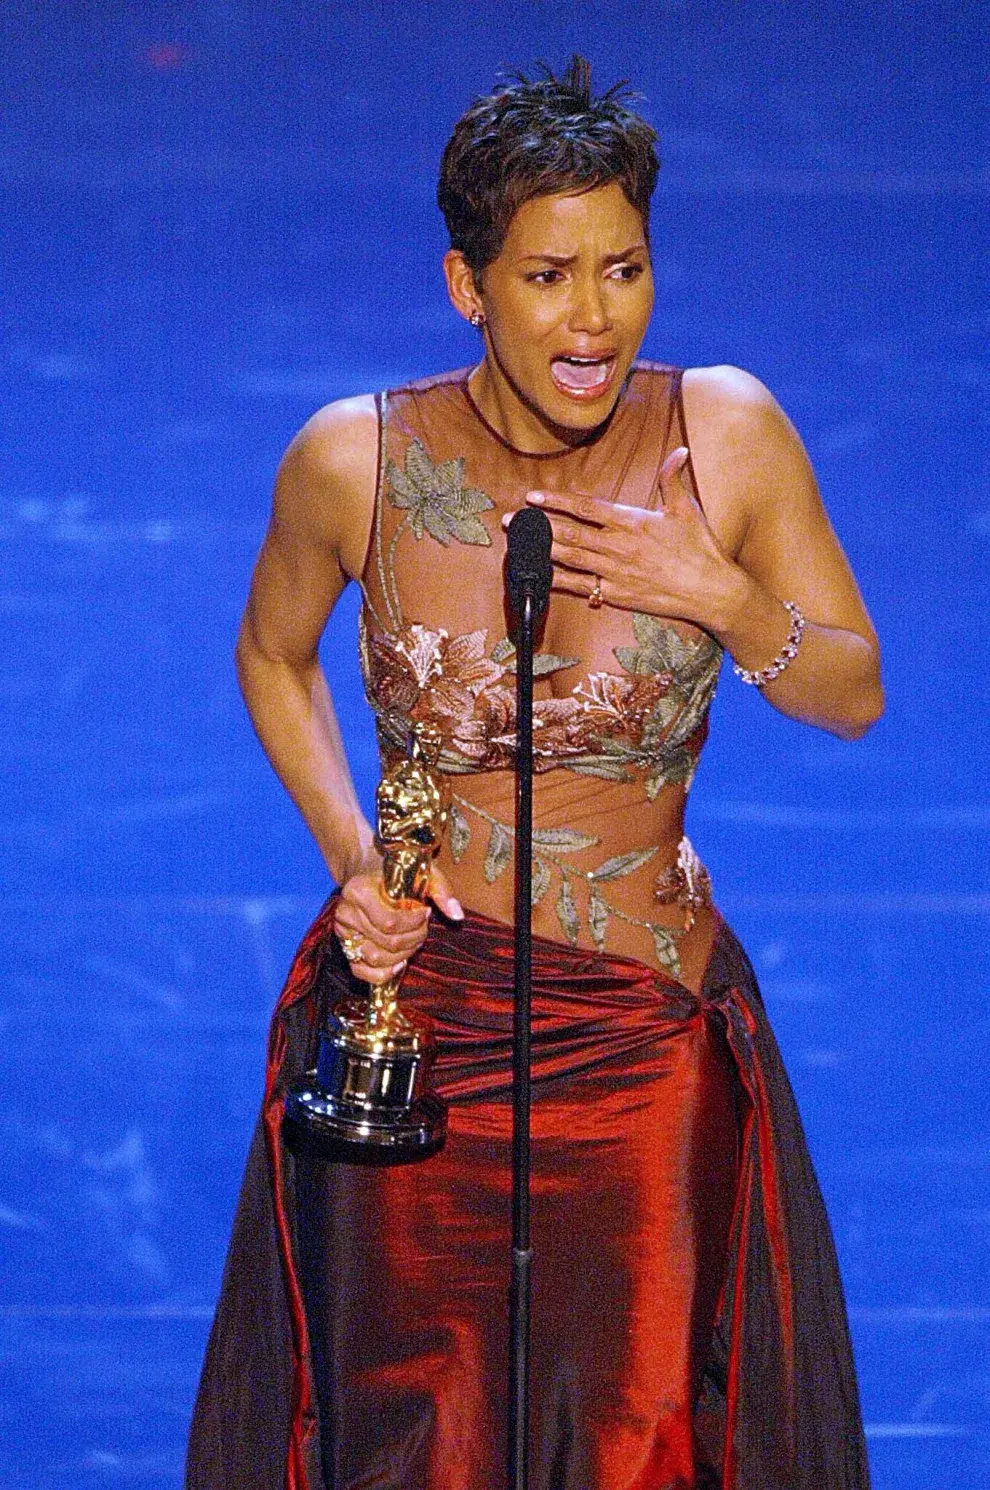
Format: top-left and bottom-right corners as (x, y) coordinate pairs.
(187, 59), (882, 1490)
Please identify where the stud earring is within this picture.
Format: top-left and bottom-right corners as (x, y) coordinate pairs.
(469, 310), (486, 330)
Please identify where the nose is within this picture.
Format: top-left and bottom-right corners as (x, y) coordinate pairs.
(568, 275), (611, 336)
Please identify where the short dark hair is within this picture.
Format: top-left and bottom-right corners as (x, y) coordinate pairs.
(438, 56), (660, 278)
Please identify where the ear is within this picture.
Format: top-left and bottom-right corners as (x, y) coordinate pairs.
(443, 250), (484, 325)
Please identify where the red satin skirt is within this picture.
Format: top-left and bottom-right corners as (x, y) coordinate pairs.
(186, 903), (870, 1490)
(295, 912), (738, 1490)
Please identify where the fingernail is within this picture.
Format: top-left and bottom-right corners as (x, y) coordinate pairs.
(526, 491), (545, 504)
(448, 898), (464, 921)
(396, 960), (407, 974)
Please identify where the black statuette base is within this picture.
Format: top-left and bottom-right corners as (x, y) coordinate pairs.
(284, 1080), (447, 1165)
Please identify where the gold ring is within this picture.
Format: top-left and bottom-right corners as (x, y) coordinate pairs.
(588, 577), (604, 609)
(339, 933), (364, 964)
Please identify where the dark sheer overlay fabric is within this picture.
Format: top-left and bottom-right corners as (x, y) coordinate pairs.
(185, 902), (870, 1490)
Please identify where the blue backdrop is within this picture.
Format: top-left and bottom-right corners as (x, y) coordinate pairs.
(1, 3), (987, 1486)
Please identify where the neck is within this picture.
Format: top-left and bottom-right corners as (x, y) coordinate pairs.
(469, 352), (611, 455)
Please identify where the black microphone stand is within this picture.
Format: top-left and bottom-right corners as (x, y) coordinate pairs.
(504, 505), (551, 1490)
(509, 586), (535, 1490)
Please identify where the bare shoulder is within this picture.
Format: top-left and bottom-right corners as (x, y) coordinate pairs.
(682, 364), (799, 457)
(274, 393), (379, 580)
(683, 363), (776, 406)
(681, 365), (818, 554)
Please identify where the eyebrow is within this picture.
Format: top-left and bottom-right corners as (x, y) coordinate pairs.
(518, 244), (648, 266)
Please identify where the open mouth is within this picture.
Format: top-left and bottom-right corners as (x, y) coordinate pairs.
(550, 354), (616, 398)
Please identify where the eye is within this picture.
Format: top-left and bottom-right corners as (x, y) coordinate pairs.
(527, 269), (565, 285)
(608, 262), (645, 282)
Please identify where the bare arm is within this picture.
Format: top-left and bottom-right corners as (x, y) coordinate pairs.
(530, 365), (883, 741)
(236, 397), (380, 883)
(684, 365), (884, 739)
(236, 397), (461, 983)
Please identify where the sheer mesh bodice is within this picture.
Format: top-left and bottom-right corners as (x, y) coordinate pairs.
(359, 363), (723, 983)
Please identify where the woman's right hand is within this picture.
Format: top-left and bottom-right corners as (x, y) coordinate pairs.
(333, 864), (463, 985)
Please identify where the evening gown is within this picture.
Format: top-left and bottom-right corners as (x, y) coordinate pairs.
(186, 364), (870, 1489)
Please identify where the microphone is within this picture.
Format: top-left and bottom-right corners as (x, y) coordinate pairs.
(505, 508), (553, 626)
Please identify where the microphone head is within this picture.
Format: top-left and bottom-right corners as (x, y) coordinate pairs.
(505, 507), (553, 623)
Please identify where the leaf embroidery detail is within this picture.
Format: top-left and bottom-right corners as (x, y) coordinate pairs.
(614, 612), (714, 679)
(447, 798), (701, 977)
(483, 820), (512, 883)
(531, 858), (552, 906)
(533, 653), (581, 679)
(651, 924), (681, 976)
(532, 827), (599, 852)
(639, 695), (680, 742)
(664, 650), (723, 750)
(588, 892), (609, 951)
(556, 878), (580, 944)
(645, 747), (696, 800)
(386, 439), (494, 547)
(568, 758), (636, 783)
(489, 637), (580, 679)
(589, 847), (659, 882)
(449, 801), (471, 863)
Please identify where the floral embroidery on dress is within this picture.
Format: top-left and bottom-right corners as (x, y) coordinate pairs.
(385, 438), (494, 547)
(359, 608), (721, 787)
(360, 614), (587, 772)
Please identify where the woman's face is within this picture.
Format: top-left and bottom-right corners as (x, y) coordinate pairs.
(466, 182), (654, 449)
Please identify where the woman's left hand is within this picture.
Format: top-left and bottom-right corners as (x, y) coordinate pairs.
(521, 447), (737, 630)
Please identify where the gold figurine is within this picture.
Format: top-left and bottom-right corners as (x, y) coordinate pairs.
(360, 724), (450, 1036)
(283, 723), (450, 1164)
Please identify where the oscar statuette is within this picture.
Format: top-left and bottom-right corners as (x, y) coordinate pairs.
(283, 725), (450, 1164)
